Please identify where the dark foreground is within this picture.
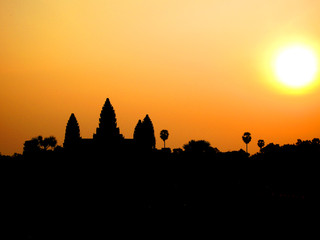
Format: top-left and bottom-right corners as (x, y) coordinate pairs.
(1, 146), (317, 238)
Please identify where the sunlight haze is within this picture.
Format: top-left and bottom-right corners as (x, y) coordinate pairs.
(1, 0), (320, 155)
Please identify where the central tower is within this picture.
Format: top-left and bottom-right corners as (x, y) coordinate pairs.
(93, 98), (123, 144)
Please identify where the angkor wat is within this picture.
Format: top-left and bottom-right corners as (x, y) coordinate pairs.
(63, 98), (156, 153)
(1, 97), (317, 238)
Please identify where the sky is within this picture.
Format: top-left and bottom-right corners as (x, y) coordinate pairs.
(1, 0), (320, 155)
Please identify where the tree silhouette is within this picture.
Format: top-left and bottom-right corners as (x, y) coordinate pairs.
(257, 139), (265, 151)
(36, 136), (46, 150)
(242, 132), (252, 153)
(38, 135), (58, 151)
(261, 143), (280, 154)
(172, 148), (183, 155)
(296, 139), (302, 146)
(23, 137), (41, 155)
(312, 138), (320, 145)
(24, 135), (58, 154)
(41, 137), (49, 150)
(37, 136), (43, 144)
(183, 140), (212, 153)
(45, 136), (57, 150)
(160, 130), (169, 148)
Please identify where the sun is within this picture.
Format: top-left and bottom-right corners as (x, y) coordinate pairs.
(274, 45), (318, 89)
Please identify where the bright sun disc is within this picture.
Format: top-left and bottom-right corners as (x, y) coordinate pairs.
(275, 45), (318, 88)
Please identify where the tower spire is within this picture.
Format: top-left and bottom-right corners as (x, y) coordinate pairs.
(64, 113), (81, 149)
(94, 98), (122, 143)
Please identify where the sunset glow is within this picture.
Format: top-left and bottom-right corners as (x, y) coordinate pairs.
(1, 0), (320, 155)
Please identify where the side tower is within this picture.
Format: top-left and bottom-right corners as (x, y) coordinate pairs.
(133, 120), (142, 142)
(93, 98), (123, 145)
(64, 113), (81, 149)
(133, 114), (156, 150)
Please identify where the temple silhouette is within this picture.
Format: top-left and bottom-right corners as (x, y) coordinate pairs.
(63, 98), (156, 153)
(2, 97), (315, 239)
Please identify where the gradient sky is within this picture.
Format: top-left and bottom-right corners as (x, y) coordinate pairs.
(1, 0), (320, 155)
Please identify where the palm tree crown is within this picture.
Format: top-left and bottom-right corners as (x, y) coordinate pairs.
(242, 132), (252, 153)
(257, 139), (265, 151)
(160, 130), (169, 148)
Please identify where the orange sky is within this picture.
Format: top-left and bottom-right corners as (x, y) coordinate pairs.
(1, 0), (320, 155)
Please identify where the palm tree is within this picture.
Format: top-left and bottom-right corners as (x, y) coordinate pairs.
(257, 139), (265, 151)
(160, 130), (169, 148)
(242, 132), (252, 153)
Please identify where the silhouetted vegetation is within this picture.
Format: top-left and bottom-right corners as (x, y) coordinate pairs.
(183, 140), (219, 155)
(1, 98), (317, 238)
(160, 129), (169, 148)
(242, 132), (252, 153)
(257, 139), (265, 151)
(23, 135), (58, 155)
